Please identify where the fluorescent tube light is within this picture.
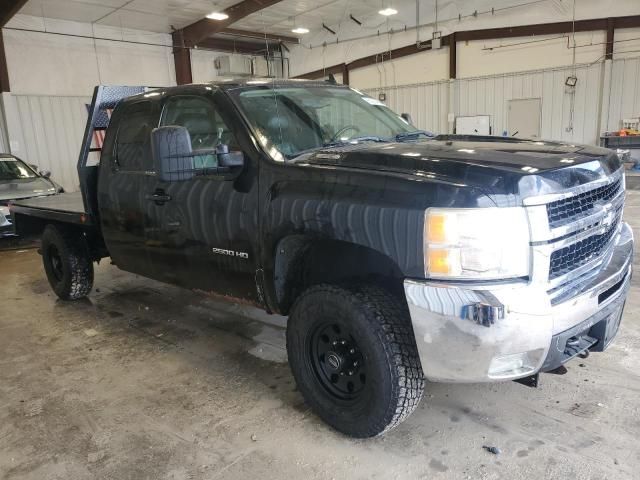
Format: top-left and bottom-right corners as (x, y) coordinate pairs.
(207, 12), (229, 20)
(378, 7), (398, 16)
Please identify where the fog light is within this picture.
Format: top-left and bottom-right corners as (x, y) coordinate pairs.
(488, 349), (545, 379)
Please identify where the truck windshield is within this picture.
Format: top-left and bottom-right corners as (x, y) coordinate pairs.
(229, 84), (417, 160)
(0, 157), (37, 180)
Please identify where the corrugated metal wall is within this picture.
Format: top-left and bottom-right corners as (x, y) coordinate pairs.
(0, 98), (9, 153)
(363, 61), (614, 146)
(606, 56), (640, 132)
(363, 80), (450, 134)
(455, 62), (603, 145)
(12, 94), (90, 192)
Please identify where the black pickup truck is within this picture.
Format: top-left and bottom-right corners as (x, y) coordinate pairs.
(10, 81), (633, 438)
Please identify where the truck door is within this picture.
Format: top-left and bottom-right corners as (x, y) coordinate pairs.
(98, 100), (159, 278)
(145, 93), (260, 301)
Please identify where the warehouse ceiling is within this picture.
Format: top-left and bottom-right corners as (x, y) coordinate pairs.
(15, 0), (500, 36)
(15, 0), (577, 43)
(18, 0), (394, 35)
(18, 0), (240, 33)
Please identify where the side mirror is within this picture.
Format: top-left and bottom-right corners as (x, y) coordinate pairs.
(215, 144), (245, 168)
(151, 126), (245, 182)
(401, 113), (414, 125)
(40, 170), (52, 179)
(151, 126), (195, 182)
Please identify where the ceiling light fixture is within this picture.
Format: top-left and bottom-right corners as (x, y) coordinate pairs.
(291, 27), (310, 34)
(207, 12), (229, 20)
(378, 7), (398, 16)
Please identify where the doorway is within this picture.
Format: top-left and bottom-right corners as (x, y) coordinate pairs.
(508, 98), (541, 139)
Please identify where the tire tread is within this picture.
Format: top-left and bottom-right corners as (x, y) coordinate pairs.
(42, 225), (93, 300)
(289, 283), (425, 437)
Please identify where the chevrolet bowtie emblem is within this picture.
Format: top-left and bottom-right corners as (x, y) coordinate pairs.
(600, 204), (615, 229)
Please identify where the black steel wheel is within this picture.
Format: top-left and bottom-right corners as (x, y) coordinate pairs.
(309, 322), (366, 401)
(48, 244), (64, 282)
(287, 284), (425, 438)
(41, 224), (94, 301)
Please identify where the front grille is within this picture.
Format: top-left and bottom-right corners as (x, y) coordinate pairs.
(546, 177), (621, 228)
(548, 211), (621, 280)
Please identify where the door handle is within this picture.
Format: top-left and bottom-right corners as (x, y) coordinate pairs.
(146, 190), (172, 205)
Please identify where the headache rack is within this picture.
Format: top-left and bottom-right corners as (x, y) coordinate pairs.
(77, 85), (150, 220)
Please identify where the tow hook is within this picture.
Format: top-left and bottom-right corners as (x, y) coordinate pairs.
(514, 374), (540, 388)
(514, 364), (571, 388)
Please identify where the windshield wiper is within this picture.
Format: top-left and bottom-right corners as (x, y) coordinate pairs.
(323, 135), (388, 148)
(395, 130), (435, 141)
(289, 136), (390, 160)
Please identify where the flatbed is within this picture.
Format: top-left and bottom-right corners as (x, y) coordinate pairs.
(10, 192), (93, 226)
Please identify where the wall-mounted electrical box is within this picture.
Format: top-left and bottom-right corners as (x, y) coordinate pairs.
(432, 31), (442, 49)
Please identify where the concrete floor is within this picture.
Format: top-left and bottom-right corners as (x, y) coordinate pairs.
(1, 194), (640, 480)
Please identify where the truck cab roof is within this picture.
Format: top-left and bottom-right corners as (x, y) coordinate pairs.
(123, 78), (348, 102)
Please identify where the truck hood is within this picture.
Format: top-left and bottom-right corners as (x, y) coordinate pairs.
(0, 177), (58, 203)
(293, 136), (621, 205)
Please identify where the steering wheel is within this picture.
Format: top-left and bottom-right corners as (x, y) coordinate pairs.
(330, 125), (361, 143)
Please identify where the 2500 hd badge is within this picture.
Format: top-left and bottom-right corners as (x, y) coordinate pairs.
(212, 247), (249, 259)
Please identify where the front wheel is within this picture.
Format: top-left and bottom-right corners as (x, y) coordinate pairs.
(41, 224), (94, 301)
(286, 284), (425, 438)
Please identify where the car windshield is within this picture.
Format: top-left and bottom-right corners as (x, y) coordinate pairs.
(0, 157), (37, 180)
(229, 84), (418, 160)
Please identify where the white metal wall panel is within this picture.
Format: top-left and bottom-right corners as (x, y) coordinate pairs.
(455, 63), (603, 145)
(0, 100), (8, 153)
(364, 61), (611, 145)
(363, 81), (450, 135)
(13, 94), (90, 192)
(607, 57), (640, 132)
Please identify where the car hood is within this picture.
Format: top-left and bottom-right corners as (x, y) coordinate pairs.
(0, 176), (57, 203)
(293, 136), (621, 205)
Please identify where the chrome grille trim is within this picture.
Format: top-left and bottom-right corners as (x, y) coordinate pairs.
(523, 167), (624, 207)
(526, 167), (625, 243)
(525, 167), (626, 302)
(548, 211), (622, 279)
(547, 177), (622, 228)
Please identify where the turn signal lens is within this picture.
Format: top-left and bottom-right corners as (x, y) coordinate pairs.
(427, 249), (451, 275)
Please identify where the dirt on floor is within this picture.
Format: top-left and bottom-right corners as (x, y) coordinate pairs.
(1, 195), (640, 480)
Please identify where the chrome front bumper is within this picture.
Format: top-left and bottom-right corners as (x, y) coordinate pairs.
(403, 222), (634, 383)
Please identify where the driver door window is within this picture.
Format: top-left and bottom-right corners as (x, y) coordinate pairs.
(160, 95), (237, 169)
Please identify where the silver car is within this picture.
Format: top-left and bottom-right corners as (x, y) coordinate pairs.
(0, 154), (63, 237)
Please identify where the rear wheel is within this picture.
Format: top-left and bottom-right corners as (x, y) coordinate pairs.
(287, 284), (425, 438)
(41, 224), (93, 300)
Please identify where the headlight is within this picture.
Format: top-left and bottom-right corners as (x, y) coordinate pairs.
(424, 207), (530, 280)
